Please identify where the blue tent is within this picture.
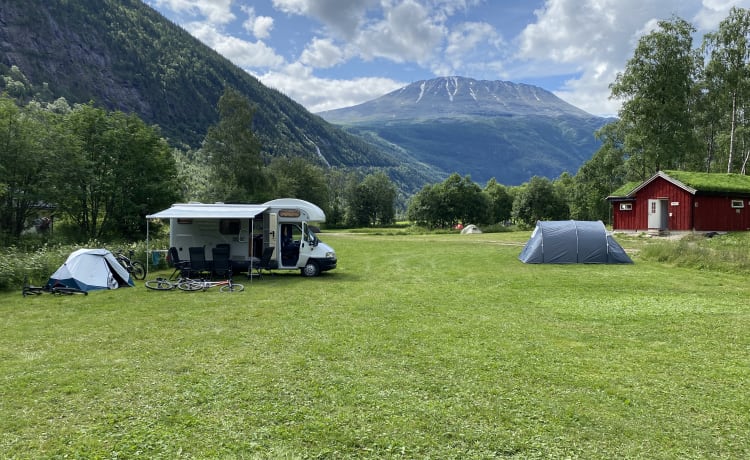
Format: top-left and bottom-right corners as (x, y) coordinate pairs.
(519, 220), (633, 264)
(46, 248), (134, 292)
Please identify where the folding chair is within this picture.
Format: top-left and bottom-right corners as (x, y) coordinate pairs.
(168, 246), (191, 280)
(188, 246), (211, 278)
(250, 246), (276, 279)
(211, 246), (232, 279)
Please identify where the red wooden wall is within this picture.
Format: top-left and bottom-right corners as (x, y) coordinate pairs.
(694, 196), (750, 231)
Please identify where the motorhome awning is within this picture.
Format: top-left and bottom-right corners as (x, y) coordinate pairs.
(147, 203), (268, 219)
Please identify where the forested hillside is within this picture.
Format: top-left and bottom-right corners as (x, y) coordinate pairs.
(0, 0), (420, 175)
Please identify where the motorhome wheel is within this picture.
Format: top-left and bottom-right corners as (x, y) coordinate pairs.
(302, 260), (320, 277)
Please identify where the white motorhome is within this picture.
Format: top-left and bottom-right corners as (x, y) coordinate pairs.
(147, 198), (337, 277)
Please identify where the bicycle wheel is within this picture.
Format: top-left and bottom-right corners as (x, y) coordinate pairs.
(131, 261), (146, 280)
(53, 287), (88, 295)
(145, 278), (174, 291)
(178, 280), (204, 291)
(220, 282), (244, 292)
(22, 287), (44, 297)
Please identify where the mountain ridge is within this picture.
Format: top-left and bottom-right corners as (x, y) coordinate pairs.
(319, 76), (596, 122)
(318, 76), (610, 185)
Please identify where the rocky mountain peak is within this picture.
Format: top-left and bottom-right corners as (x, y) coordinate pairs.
(318, 76), (594, 123)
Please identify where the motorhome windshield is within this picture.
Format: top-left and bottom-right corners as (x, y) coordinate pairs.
(304, 225), (318, 246)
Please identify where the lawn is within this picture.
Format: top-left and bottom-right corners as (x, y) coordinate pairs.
(1, 232), (748, 458)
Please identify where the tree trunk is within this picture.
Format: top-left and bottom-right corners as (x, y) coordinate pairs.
(728, 90), (738, 173)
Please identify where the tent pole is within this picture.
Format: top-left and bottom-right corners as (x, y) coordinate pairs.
(253, 217), (255, 284)
(146, 219), (150, 276)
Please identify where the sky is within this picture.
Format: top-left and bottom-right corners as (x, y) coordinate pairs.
(145, 0), (750, 117)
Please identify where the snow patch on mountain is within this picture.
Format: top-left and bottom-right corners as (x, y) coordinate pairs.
(416, 81), (426, 103)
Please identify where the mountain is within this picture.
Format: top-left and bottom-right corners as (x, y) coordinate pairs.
(0, 0), (444, 193)
(318, 77), (611, 185)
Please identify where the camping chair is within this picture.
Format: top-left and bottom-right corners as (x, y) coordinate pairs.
(250, 246), (276, 279)
(168, 246), (191, 280)
(188, 246), (211, 278)
(211, 246), (232, 279)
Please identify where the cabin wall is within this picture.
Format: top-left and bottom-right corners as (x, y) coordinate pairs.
(612, 201), (637, 230)
(693, 196), (750, 231)
(612, 177), (694, 231)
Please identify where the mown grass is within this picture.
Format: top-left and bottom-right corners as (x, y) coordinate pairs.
(1, 232), (749, 458)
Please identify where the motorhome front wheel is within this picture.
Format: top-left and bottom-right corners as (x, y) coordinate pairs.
(302, 261), (320, 277)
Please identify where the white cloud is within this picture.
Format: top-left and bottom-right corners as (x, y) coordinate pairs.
(272, 0), (377, 39)
(355, 1), (445, 63)
(185, 22), (285, 68)
(514, 0), (706, 116)
(258, 64), (404, 113)
(440, 21), (505, 76)
(300, 38), (345, 68)
(240, 6), (274, 39)
(694, 0), (750, 29)
(150, 0), (235, 24)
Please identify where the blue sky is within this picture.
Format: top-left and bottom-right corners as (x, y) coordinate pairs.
(146, 0), (750, 117)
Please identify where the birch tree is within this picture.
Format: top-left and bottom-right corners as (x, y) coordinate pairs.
(610, 17), (700, 180)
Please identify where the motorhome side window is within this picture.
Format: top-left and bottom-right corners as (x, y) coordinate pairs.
(219, 219), (241, 235)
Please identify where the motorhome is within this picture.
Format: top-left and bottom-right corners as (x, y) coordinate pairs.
(147, 198), (337, 277)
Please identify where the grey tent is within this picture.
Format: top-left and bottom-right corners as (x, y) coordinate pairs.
(518, 220), (633, 264)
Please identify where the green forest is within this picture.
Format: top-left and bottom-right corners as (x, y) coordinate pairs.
(4, 8), (750, 245)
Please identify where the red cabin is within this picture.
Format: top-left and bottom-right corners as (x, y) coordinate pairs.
(607, 170), (750, 233)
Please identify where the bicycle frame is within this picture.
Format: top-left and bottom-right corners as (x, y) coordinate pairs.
(145, 274), (245, 292)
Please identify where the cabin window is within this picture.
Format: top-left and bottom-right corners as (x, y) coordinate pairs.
(219, 219), (241, 235)
(619, 203), (632, 211)
(731, 200), (744, 209)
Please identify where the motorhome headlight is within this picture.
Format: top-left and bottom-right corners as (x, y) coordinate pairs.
(325, 251), (336, 258)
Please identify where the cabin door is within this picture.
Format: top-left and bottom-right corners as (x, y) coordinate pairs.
(648, 199), (669, 231)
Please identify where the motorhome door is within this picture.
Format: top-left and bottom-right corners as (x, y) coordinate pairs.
(280, 223), (302, 268)
(268, 213), (278, 252)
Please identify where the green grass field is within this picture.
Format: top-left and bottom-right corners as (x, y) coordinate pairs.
(2, 232), (749, 459)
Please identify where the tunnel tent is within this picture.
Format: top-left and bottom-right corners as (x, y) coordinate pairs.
(518, 220), (633, 264)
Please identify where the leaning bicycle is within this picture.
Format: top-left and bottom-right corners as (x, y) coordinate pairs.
(114, 249), (146, 280)
(177, 277), (244, 292)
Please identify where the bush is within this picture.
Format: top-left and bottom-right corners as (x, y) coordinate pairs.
(0, 243), (73, 290)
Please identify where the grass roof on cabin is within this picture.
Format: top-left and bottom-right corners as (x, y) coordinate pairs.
(609, 170), (750, 197)
(609, 181), (641, 197)
(664, 170), (750, 193)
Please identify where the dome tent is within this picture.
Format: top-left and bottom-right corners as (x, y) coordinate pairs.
(518, 220), (633, 264)
(46, 248), (134, 292)
(460, 224), (482, 234)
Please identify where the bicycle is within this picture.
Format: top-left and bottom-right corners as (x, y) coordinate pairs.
(114, 249), (146, 280)
(144, 276), (177, 291)
(177, 277), (244, 292)
(22, 276), (87, 296)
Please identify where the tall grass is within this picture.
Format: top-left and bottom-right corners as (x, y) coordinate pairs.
(638, 232), (750, 271)
(1, 231), (749, 458)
